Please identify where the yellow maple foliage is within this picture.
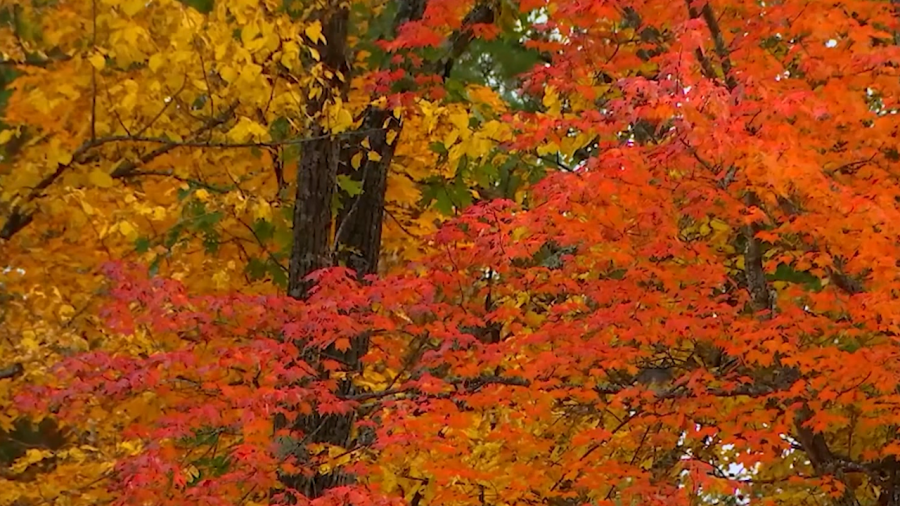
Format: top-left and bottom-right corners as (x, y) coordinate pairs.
(0, 0), (520, 501)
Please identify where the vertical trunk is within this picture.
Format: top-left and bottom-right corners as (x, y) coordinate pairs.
(281, 0), (497, 500)
(288, 132), (341, 300)
(287, 2), (350, 300)
(280, 2), (353, 501)
(332, 0), (494, 277)
(335, 109), (399, 277)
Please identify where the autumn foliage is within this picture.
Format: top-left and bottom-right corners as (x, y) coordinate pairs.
(4, 0), (900, 504)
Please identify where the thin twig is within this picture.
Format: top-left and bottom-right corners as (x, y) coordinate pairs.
(134, 76), (188, 138)
(384, 208), (419, 239)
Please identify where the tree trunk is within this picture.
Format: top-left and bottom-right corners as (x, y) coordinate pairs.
(335, 109), (399, 277)
(279, 1), (354, 500)
(280, 0), (497, 500)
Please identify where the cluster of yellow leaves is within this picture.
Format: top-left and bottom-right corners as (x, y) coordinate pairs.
(0, 0), (524, 499)
(383, 88), (516, 261)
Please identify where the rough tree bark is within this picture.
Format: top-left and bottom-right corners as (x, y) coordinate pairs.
(280, 0), (497, 500)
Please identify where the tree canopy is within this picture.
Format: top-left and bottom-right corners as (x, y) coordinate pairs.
(3, 0), (900, 505)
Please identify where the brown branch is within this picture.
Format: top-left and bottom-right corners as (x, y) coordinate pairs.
(435, 1), (496, 78)
(0, 54), (72, 67)
(0, 362), (23, 380)
(343, 373), (787, 403)
(0, 102), (380, 242)
(698, 2), (737, 91)
(122, 170), (229, 192)
(0, 103), (237, 240)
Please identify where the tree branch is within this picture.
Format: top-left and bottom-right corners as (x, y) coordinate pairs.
(0, 362), (23, 380)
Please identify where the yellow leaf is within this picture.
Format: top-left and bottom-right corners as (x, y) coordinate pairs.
(148, 53), (165, 72)
(361, 137), (371, 149)
(524, 311), (545, 328)
(220, 66), (238, 83)
(118, 440), (142, 455)
(710, 219), (730, 232)
(254, 200), (272, 221)
(118, 221), (137, 239)
(88, 170), (114, 188)
(368, 151), (382, 162)
(330, 108), (353, 133)
(88, 53), (105, 70)
(543, 85), (560, 115)
(305, 21), (325, 44)
(241, 22), (260, 47)
(21, 335), (39, 353)
(449, 110), (469, 132)
(121, 0), (144, 16)
(351, 152), (363, 169)
(386, 129), (398, 145)
(55, 150), (72, 166)
(212, 270), (230, 289)
(59, 304), (75, 321)
(11, 449), (52, 474)
(195, 189), (210, 201)
(0, 129), (15, 145)
(309, 47), (320, 61)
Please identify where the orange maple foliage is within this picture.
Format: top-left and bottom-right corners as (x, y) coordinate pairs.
(7, 0), (900, 505)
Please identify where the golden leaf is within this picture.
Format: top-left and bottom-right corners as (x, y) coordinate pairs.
(148, 53), (164, 72)
(121, 0), (144, 16)
(305, 21), (325, 44)
(88, 53), (105, 70)
(87, 170), (114, 188)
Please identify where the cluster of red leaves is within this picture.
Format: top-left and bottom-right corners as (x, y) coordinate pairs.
(16, 156), (900, 504)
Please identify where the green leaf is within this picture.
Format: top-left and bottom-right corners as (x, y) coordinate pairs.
(768, 263), (822, 290)
(177, 0), (214, 13)
(282, 145), (300, 164)
(268, 261), (288, 288)
(191, 95), (208, 111)
(164, 225), (184, 248)
(429, 142), (449, 156)
(148, 257), (161, 278)
(433, 189), (454, 215)
(134, 236), (151, 253)
(275, 226), (293, 256)
(337, 174), (363, 197)
(528, 163), (547, 184)
(202, 231), (219, 254)
(245, 258), (268, 280)
(269, 117), (290, 141)
(253, 219), (275, 243)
